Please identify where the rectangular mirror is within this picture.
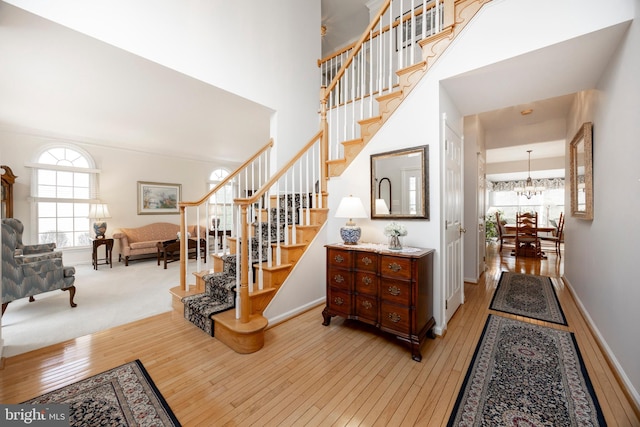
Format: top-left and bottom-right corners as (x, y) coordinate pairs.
(569, 122), (593, 220)
(370, 145), (429, 219)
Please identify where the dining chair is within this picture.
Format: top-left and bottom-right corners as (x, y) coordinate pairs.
(495, 211), (515, 252)
(540, 212), (564, 256)
(515, 211), (543, 258)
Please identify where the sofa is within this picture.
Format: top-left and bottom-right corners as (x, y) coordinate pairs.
(113, 222), (206, 266)
(2, 218), (76, 315)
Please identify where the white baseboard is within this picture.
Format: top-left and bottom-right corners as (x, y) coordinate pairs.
(265, 298), (326, 328)
(562, 275), (640, 411)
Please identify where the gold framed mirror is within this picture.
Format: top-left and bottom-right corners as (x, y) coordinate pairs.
(569, 122), (593, 220)
(370, 145), (429, 219)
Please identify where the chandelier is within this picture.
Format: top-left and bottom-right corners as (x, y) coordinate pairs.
(514, 150), (544, 199)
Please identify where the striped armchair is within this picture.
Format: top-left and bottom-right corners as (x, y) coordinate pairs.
(1, 218), (76, 316)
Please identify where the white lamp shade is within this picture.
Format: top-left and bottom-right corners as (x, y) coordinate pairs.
(88, 203), (111, 220)
(335, 196), (367, 220)
(375, 198), (390, 215)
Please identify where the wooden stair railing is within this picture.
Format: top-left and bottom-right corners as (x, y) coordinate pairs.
(174, 131), (329, 354)
(172, 138), (273, 299)
(319, 0), (491, 176)
(230, 130), (327, 323)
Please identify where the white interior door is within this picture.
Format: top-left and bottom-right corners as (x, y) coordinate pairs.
(444, 116), (464, 324)
(477, 153), (486, 278)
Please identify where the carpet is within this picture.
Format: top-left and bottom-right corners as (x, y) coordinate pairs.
(447, 315), (606, 426)
(23, 359), (181, 427)
(490, 271), (567, 325)
(1, 256), (206, 358)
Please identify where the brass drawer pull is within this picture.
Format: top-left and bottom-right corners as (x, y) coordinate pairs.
(362, 276), (372, 286)
(334, 254), (345, 263)
(388, 285), (401, 296)
(362, 256), (372, 265)
(334, 274), (344, 283)
(333, 296), (344, 306)
(388, 312), (401, 323)
(362, 300), (373, 310)
(388, 262), (402, 272)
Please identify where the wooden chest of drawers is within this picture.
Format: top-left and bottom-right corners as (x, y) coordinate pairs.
(322, 243), (435, 361)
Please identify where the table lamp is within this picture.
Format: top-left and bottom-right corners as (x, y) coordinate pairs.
(335, 195), (367, 245)
(88, 203), (111, 239)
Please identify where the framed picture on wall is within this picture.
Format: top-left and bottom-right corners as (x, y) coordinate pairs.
(137, 181), (181, 215)
(569, 122), (593, 220)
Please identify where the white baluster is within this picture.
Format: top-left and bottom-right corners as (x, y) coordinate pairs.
(305, 153), (310, 226)
(291, 167), (297, 245)
(275, 181), (281, 266)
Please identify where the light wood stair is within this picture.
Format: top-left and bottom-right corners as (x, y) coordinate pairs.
(327, 0), (490, 177)
(173, 194), (328, 354)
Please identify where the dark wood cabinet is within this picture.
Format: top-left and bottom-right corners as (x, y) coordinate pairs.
(322, 243), (435, 361)
(1, 165), (16, 219)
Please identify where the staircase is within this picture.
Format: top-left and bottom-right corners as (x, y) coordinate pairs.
(172, 0), (492, 354)
(170, 133), (329, 353)
(320, 0), (491, 176)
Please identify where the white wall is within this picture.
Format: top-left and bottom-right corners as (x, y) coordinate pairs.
(0, 129), (235, 265)
(564, 9), (640, 404)
(4, 0), (321, 165)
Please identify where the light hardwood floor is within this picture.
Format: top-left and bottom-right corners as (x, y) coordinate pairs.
(1, 244), (639, 426)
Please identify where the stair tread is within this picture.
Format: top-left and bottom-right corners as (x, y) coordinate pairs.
(270, 242), (306, 249)
(249, 287), (276, 297)
(212, 310), (268, 333)
(255, 262), (293, 271)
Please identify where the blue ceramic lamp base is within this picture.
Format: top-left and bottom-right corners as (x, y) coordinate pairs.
(340, 225), (361, 245)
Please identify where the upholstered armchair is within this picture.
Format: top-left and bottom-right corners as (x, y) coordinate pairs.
(1, 219), (76, 316)
(2, 218), (58, 254)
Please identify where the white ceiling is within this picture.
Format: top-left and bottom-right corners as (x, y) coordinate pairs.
(321, 0), (371, 58)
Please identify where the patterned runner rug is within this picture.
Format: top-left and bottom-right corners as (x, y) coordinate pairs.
(447, 315), (606, 426)
(23, 359), (181, 426)
(490, 271), (567, 325)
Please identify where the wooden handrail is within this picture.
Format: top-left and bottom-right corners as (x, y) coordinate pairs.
(233, 130), (323, 207)
(177, 138), (273, 291)
(317, 2), (436, 68)
(322, 0), (392, 98)
(179, 138), (273, 208)
(233, 130), (324, 324)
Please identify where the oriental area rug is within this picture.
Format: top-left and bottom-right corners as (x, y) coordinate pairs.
(490, 271), (567, 325)
(447, 315), (606, 426)
(23, 359), (181, 427)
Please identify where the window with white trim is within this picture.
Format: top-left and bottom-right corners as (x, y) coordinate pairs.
(31, 145), (98, 248)
(208, 168), (233, 230)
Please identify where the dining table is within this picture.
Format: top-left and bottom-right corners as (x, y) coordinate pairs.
(504, 224), (556, 236)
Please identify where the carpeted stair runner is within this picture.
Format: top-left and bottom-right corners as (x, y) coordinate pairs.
(182, 254), (237, 336)
(182, 194), (305, 336)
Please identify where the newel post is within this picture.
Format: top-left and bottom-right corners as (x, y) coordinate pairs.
(179, 206), (187, 291)
(443, 0), (455, 29)
(320, 86), (329, 194)
(239, 202), (250, 323)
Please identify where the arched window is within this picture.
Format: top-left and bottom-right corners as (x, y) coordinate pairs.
(30, 145), (99, 248)
(208, 168), (233, 230)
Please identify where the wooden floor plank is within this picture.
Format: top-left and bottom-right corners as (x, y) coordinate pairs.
(0, 244), (638, 426)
